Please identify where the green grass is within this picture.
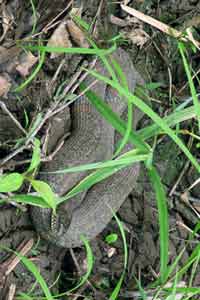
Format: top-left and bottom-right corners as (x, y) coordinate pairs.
(29, 0), (37, 35)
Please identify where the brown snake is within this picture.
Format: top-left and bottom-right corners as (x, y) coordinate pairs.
(31, 48), (144, 248)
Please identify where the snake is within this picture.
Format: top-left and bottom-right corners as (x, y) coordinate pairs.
(30, 48), (144, 248)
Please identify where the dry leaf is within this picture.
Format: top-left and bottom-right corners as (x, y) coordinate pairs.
(0, 3), (14, 42)
(47, 21), (72, 58)
(71, 6), (82, 17)
(107, 247), (116, 258)
(180, 191), (190, 203)
(0, 74), (11, 97)
(16, 52), (38, 77)
(66, 20), (89, 48)
(110, 15), (128, 27)
(122, 27), (149, 48)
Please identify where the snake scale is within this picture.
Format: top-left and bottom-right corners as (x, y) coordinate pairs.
(31, 48), (144, 248)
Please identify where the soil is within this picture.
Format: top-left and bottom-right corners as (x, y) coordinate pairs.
(0, 0), (200, 299)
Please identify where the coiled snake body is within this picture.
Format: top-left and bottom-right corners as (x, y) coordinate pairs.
(31, 48), (143, 248)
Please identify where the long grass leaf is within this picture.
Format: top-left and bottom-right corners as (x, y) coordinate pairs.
(138, 105), (195, 140)
(15, 50), (45, 92)
(59, 154), (147, 204)
(13, 252), (53, 300)
(85, 69), (200, 173)
(87, 38), (119, 83)
(109, 211), (128, 300)
(110, 57), (133, 157)
(21, 44), (116, 55)
(26, 138), (41, 173)
(55, 235), (93, 298)
(43, 153), (148, 174)
(29, 0), (37, 35)
(81, 84), (150, 153)
(67, 235), (93, 293)
(148, 167), (169, 283)
(178, 42), (200, 130)
(85, 38), (133, 157)
(172, 244), (200, 281)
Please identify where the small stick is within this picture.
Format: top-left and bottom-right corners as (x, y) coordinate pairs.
(178, 67), (200, 95)
(0, 238), (34, 291)
(48, 58), (66, 97)
(169, 160), (190, 196)
(60, 60), (89, 98)
(44, 134), (70, 162)
(70, 59), (97, 94)
(69, 249), (95, 297)
(5, 239), (34, 276)
(6, 284), (16, 300)
(176, 220), (200, 237)
(0, 194), (27, 211)
(0, 101), (27, 136)
(173, 190), (200, 204)
(70, 249), (82, 275)
(42, 1), (73, 34)
(121, 4), (200, 47)
(0, 144), (28, 167)
(50, 78), (98, 118)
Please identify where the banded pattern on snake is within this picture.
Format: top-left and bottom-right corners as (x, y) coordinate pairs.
(31, 48), (144, 248)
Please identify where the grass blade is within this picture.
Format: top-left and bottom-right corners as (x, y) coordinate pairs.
(85, 69), (200, 173)
(43, 153), (148, 174)
(56, 235), (93, 298)
(15, 49), (45, 92)
(109, 211), (128, 300)
(148, 167), (169, 283)
(81, 84), (150, 153)
(29, 0), (37, 35)
(67, 235), (93, 293)
(26, 138), (41, 174)
(12, 251), (53, 300)
(21, 44), (116, 56)
(178, 42), (200, 130)
(59, 153), (148, 203)
(110, 56), (133, 157)
(138, 105), (195, 140)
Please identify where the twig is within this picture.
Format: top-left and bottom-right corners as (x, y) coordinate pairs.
(48, 58), (66, 97)
(44, 134), (70, 161)
(169, 160), (190, 196)
(6, 284), (16, 300)
(176, 220), (200, 237)
(5, 239), (34, 276)
(0, 238), (34, 292)
(121, 4), (200, 47)
(0, 144), (28, 167)
(173, 190), (200, 204)
(50, 78), (98, 118)
(0, 194), (27, 211)
(0, 101), (27, 136)
(60, 60), (89, 98)
(42, 1), (73, 34)
(69, 249), (95, 299)
(70, 249), (82, 275)
(178, 67), (200, 95)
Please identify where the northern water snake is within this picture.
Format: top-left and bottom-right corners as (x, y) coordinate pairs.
(31, 48), (144, 248)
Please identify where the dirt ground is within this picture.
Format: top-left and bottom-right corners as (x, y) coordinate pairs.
(0, 0), (200, 299)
